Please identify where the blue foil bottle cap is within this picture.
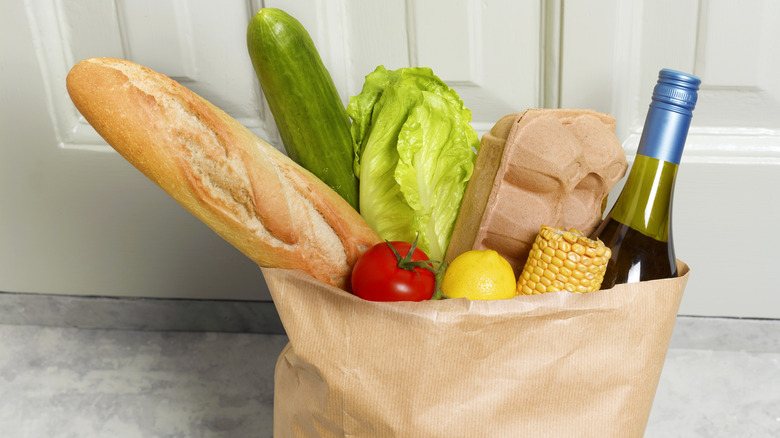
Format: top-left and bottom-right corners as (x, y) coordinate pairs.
(638, 69), (701, 164)
(652, 69), (700, 114)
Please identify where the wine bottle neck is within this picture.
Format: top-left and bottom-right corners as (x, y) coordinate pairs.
(637, 92), (694, 165)
(609, 155), (678, 242)
(607, 93), (692, 242)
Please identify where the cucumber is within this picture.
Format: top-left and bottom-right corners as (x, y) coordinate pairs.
(247, 8), (359, 210)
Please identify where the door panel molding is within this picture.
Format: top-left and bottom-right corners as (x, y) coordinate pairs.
(25, 0), (274, 152)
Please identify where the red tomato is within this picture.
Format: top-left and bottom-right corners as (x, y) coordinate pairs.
(351, 241), (435, 302)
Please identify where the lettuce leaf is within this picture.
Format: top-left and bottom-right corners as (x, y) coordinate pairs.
(347, 66), (478, 261)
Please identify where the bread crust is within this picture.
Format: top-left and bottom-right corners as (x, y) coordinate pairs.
(66, 57), (380, 289)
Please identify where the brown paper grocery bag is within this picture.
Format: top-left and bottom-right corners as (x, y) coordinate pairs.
(263, 262), (689, 438)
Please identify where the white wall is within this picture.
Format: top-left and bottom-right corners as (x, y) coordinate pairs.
(2, 0), (778, 317)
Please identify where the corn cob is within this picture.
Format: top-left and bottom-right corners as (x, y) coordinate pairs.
(517, 226), (611, 295)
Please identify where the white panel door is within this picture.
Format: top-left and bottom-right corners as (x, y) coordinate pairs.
(560, 0), (780, 318)
(8, 0), (771, 317)
(1, 0), (272, 300)
(2, 1), (542, 300)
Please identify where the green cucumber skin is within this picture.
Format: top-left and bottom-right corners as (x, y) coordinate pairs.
(247, 8), (359, 210)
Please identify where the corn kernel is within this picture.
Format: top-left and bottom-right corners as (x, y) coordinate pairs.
(517, 225), (611, 295)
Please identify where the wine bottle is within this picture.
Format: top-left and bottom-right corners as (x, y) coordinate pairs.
(590, 68), (700, 288)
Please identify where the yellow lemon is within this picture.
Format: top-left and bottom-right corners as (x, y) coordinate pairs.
(442, 250), (516, 300)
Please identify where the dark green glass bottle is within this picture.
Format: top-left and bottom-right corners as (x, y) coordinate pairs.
(590, 69), (700, 288)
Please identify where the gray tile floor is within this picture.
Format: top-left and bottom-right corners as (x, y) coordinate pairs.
(1, 317), (778, 437)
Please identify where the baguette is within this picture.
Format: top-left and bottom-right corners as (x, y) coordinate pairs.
(66, 57), (381, 290)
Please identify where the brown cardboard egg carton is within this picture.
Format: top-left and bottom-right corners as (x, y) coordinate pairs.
(446, 109), (628, 274)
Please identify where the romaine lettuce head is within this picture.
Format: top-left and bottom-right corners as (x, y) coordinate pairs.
(347, 65), (478, 261)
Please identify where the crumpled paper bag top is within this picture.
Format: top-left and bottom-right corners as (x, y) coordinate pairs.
(446, 109), (628, 273)
(264, 262), (688, 438)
